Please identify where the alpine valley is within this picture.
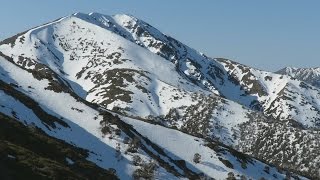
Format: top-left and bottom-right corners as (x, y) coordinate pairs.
(0, 12), (319, 179)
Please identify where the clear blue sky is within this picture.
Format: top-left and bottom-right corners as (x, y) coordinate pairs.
(0, 0), (319, 71)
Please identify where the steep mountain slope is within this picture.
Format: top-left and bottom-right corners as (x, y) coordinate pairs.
(277, 67), (320, 88)
(0, 55), (185, 179)
(0, 13), (262, 148)
(69, 13), (320, 128)
(0, 55), (296, 179)
(1, 12), (320, 129)
(0, 113), (118, 180)
(0, 12), (318, 179)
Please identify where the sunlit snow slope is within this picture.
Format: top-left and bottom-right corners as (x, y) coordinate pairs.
(0, 12), (319, 179)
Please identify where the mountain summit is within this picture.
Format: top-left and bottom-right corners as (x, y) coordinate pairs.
(0, 12), (319, 179)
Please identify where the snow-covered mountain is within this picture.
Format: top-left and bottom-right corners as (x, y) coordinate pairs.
(277, 66), (320, 88)
(0, 55), (296, 179)
(0, 12), (319, 179)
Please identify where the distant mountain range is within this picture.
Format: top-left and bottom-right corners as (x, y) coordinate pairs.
(0, 12), (319, 179)
(277, 67), (320, 88)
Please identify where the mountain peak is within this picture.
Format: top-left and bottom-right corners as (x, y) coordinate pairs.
(0, 12), (319, 179)
(70, 12), (138, 23)
(112, 13), (137, 20)
(277, 66), (320, 88)
(277, 66), (299, 74)
(277, 66), (320, 75)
